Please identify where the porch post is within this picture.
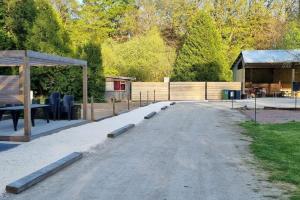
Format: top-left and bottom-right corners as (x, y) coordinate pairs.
(23, 53), (31, 140)
(292, 68), (295, 96)
(242, 67), (246, 95)
(82, 65), (88, 120)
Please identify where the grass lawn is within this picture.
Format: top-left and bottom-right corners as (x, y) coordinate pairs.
(241, 121), (300, 200)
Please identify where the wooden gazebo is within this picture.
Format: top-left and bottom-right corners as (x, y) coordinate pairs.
(0, 50), (88, 141)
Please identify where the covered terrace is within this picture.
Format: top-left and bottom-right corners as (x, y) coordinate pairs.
(232, 50), (300, 97)
(0, 50), (88, 142)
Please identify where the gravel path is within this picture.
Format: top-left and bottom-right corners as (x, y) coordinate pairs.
(1, 102), (287, 200)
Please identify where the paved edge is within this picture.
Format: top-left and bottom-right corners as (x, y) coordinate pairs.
(144, 112), (157, 119)
(107, 124), (135, 138)
(161, 106), (168, 110)
(5, 152), (83, 194)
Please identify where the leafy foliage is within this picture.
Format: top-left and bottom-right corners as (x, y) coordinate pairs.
(279, 20), (300, 49)
(4, 0), (37, 49)
(172, 11), (229, 81)
(1, 0), (300, 100)
(77, 42), (105, 100)
(103, 28), (175, 81)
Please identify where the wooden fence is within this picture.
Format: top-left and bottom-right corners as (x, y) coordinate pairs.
(131, 82), (169, 101)
(132, 81), (241, 101)
(170, 82), (206, 100)
(0, 75), (21, 104)
(206, 82), (242, 100)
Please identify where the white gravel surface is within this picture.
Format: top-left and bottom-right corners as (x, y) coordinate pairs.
(0, 102), (170, 195)
(1, 102), (287, 200)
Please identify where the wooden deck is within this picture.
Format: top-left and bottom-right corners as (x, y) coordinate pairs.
(0, 119), (87, 141)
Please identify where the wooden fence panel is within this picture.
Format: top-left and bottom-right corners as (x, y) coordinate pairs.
(170, 82), (205, 100)
(206, 82), (241, 100)
(131, 82), (169, 101)
(0, 75), (21, 104)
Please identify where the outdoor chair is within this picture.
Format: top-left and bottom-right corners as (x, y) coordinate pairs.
(0, 105), (3, 121)
(49, 92), (61, 120)
(61, 95), (74, 121)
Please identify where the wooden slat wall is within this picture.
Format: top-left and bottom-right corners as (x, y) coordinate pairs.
(0, 75), (21, 104)
(132, 82), (169, 101)
(207, 82), (241, 100)
(170, 82), (205, 100)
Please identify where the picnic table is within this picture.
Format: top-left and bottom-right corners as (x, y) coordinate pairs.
(0, 104), (50, 131)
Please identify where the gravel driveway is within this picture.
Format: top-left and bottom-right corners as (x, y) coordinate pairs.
(1, 102), (287, 200)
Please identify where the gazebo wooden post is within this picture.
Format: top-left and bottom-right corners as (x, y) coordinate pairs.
(22, 54), (31, 140)
(82, 65), (88, 120)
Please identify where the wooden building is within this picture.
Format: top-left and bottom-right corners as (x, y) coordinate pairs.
(105, 76), (135, 101)
(232, 50), (300, 97)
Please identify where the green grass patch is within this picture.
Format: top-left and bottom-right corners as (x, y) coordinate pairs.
(241, 121), (300, 199)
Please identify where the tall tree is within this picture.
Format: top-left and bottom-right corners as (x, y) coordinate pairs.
(279, 20), (300, 49)
(172, 11), (229, 81)
(69, 0), (135, 46)
(103, 28), (175, 81)
(0, 0), (14, 49)
(77, 42), (105, 100)
(25, 0), (80, 98)
(4, 0), (37, 49)
(25, 0), (72, 54)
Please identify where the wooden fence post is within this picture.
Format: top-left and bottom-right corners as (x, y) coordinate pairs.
(127, 95), (130, 110)
(113, 98), (116, 116)
(91, 96), (95, 121)
(140, 91), (142, 107)
(147, 91), (149, 105)
(168, 82), (170, 101)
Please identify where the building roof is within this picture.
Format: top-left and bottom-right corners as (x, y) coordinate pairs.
(232, 50), (300, 69)
(105, 76), (136, 81)
(0, 50), (87, 67)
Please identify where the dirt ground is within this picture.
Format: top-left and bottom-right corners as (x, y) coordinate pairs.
(240, 109), (300, 123)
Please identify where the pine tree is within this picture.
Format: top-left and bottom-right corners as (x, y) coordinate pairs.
(172, 11), (229, 81)
(77, 42), (105, 101)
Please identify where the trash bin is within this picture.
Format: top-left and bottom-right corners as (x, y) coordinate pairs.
(223, 90), (229, 100)
(235, 90), (241, 99)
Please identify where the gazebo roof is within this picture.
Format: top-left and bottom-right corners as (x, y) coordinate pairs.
(0, 50), (87, 67)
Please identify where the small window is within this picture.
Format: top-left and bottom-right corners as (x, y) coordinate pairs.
(121, 82), (126, 90)
(114, 81), (126, 91)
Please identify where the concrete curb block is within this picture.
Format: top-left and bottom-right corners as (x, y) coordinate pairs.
(144, 112), (157, 119)
(95, 115), (115, 122)
(161, 106), (168, 110)
(107, 124), (135, 138)
(170, 102), (176, 106)
(6, 152), (83, 194)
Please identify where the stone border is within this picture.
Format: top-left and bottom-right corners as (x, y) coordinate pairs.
(161, 106), (168, 110)
(6, 152), (83, 194)
(144, 112), (157, 119)
(107, 124), (135, 138)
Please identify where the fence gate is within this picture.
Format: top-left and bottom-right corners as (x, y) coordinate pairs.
(170, 82), (206, 101)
